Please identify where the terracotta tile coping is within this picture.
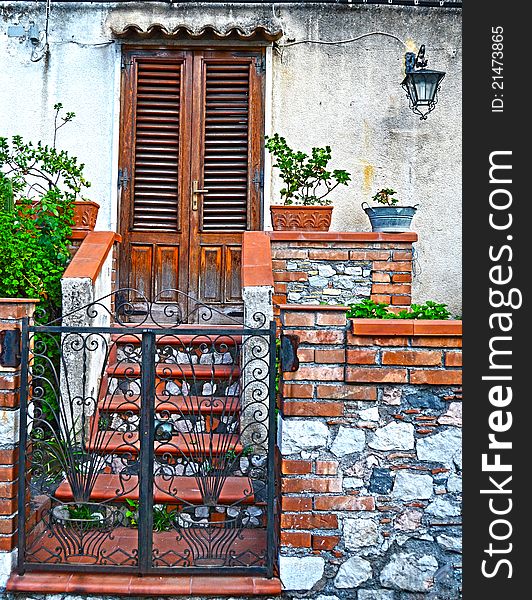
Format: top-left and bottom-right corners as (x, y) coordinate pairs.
(0, 298), (39, 303)
(242, 231), (274, 288)
(63, 231), (121, 283)
(351, 319), (462, 336)
(278, 304), (347, 312)
(7, 572), (282, 596)
(269, 231), (418, 242)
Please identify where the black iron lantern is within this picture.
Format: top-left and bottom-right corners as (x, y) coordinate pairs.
(402, 45), (445, 120)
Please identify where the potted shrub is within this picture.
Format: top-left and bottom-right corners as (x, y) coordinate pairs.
(0, 103), (93, 322)
(362, 187), (418, 233)
(265, 133), (351, 231)
(3, 103), (98, 240)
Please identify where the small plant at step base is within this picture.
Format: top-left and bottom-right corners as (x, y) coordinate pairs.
(124, 498), (139, 527)
(265, 133), (351, 205)
(124, 499), (178, 532)
(371, 188), (399, 206)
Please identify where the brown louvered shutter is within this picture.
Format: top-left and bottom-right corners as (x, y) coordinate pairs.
(202, 60), (251, 231)
(132, 59), (183, 231)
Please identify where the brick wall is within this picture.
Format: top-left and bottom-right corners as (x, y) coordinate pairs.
(270, 232), (417, 315)
(278, 306), (462, 598)
(0, 299), (38, 587)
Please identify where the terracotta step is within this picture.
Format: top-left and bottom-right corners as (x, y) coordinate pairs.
(107, 363), (240, 379)
(99, 394), (240, 414)
(89, 431), (242, 457)
(55, 473), (255, 504)
(7, 565), (281, 596)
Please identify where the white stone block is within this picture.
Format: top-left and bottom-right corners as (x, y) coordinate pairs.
(279, 555), (324, 590)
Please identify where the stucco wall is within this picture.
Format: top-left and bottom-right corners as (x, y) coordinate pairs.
(0, 2), (462, 314)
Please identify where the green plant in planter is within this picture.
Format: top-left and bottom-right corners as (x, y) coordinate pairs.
(371, 188), (399, 206)
(346, 299), (451, 320)
(399, 301), (451, 320)
(346, 298), (396, 319)
(362, 186), (418, 233)
(265, 133), (351, 205)
(0, 104), (91, 425)
(0, 103), (90, 313)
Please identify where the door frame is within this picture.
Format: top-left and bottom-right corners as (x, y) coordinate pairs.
(116, 44), (266, 321)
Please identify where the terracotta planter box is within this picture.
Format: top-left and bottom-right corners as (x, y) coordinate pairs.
(270, 205), (333, 231)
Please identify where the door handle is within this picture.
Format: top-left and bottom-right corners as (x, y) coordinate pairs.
(192, 180), (208, 211)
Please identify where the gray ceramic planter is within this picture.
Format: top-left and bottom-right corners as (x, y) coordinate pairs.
(362, 203), (418, 232)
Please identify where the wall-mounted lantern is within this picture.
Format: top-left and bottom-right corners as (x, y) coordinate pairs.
(402, 45), (445, 120)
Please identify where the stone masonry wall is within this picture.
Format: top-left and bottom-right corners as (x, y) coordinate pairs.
(269, 233), (417, 318)
(278, 307), (462, 599)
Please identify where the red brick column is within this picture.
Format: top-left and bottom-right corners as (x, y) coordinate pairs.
(0, 299), (38, 584)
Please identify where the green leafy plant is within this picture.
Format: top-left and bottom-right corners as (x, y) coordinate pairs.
(371, 187), (399, 206)
(398, 301), (451, 320)
(345, 298), (395, 319)
(124, 499), (177, 532)
(0, 105), (91, 424)
(346, 299), (451, 320)
(0, 103), (90, 314)
(124, 498), (139, 527)
(153, 504), (178, 532)
(67, 503), (103, 521)
(242, 445), (254, 457)
(265, 133), (351, 205)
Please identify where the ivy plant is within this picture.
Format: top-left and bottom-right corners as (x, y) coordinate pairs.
(265, 133), (351, 206)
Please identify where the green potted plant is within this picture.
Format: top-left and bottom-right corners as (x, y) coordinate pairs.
(265, 133), (351, 231)
(362, 187), (418, 233)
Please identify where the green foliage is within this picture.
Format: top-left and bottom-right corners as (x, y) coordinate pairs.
(0, 173), (14, 212)
(124, 499), (178, 532)
(0, 103), (90, 316)
(397, 301), (451, 320)
(124, 498), (139, 527)
(265, 133), (351, 206)
(345, 298), (395, 319)
(153, 504), (178, 533)
(346, 299), (451, 320)
(371, 188), (399, 206)
(0, 104), (92, 424)
(242, 444), (254, 457)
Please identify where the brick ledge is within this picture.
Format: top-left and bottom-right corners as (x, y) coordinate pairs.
(7, 572), (282, 596)
(269, 231), (418, 242)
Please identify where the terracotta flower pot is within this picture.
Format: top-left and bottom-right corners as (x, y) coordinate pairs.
(270, 205), (333, 231)
(70, 200), (100, 239)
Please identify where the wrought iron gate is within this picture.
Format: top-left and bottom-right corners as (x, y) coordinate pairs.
(17, 290), (278, 576)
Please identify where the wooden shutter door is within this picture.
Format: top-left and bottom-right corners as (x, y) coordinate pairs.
(118, 50), (193, 313)
(119, 48), (264, 323)
(188, 50), (263, 319)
